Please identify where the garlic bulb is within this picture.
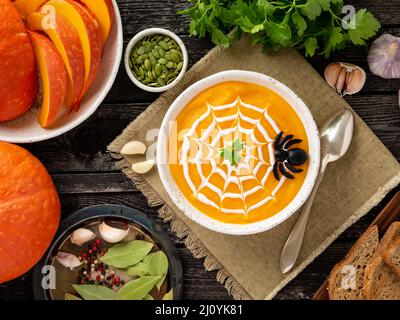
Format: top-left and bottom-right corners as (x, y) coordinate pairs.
(368, 34), (400, 79)
(70, 228), (96, 246)
(132, 159), (155, 174)
(324, 62), (366, 96)
(56, 252), (82, 270)
(99, 221), (130, 243)
(120, 141), (147, 155)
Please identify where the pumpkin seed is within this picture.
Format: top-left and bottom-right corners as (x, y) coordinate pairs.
(137, 46), (146, 55)
(177, 61), (183, 71)
(149, 56), (157, 66)
(166, 61), (176, 69)
(158, 40), (169, 50)
(151, 49), (160, 59)
(144, 59), (151, 70)
(158, 58), (167, 65)
(157, 77), (166, 86)
(155, 64), (162, 76)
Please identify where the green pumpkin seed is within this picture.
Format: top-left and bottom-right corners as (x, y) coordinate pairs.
(158, 41), (169, 50)
(158, 48), (165, 57)
(144, 59), (151, 70)
(157, 77), (165, 86)
(164, 52), (172, 61)
(137, 46), (146, 55)
(177, 61), (183, 71)
(149, 56), (157, 66)
(155, 64), (162, 75)
(151, 49), (160, 59)
(166, 61), (176, 69)
(158, 58), (167, 65)
(140, 53), (148, 60)
(170, 51), (180, 63)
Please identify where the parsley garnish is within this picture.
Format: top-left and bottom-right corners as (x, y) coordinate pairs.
(179, 0), (380, 58)
(220, 139), (243, 166)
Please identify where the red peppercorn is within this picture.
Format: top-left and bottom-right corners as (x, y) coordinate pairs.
(115, 277), (120, 283)
(96, 275), (101, 281)
(96, 239), (101, 245)
(88, 249), (93, 254)
(110, 274), (115, 279)
(80, 279), (86, 284)
(86, 274), (90, 280)
(82, 252), (87, 257)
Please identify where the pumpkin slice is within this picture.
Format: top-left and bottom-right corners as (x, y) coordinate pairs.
(27, 12), (85, 110)
(63, 0), (103, 100)
(12, 0), (47, 19)
(28, 31), (67, 128)
(0, 142), (60, 284)
(0, 0), (38, 122)
(44, 0), (102, 104)
(79, 0), (115, 44)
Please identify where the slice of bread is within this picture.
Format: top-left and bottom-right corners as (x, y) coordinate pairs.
(364, 222), (400, 300)
(328, 225), (379, 300)
(383, 235), (400, 278)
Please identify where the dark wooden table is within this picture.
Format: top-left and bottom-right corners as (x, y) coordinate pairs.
(1, 0), (400, 300)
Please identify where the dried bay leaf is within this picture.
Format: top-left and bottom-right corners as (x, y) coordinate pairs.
(100, 240), (153, 268)
(143, 251), (169, 290)
(126, 261), (151, 277)
(64, 293), (82, 300)
(72, 285), (116, 300)
(115, 276), (161, 300)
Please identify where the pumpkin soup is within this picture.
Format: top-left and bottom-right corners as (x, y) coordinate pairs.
(169, 81), (309, 224)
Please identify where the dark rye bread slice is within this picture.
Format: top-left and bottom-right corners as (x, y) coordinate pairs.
(328, 225), (379, 300)
(383, 235), (400, 278)
(364, 222), (400, 300)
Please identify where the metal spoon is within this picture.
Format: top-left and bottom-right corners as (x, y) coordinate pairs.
(280, 108), (354, 274)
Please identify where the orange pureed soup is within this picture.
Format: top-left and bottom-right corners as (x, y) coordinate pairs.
(169, 81), (309, 224)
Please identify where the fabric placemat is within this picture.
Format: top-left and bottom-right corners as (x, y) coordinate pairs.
(108, 36), (400, 300)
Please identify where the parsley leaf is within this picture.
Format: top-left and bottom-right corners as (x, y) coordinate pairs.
(220, 139), (243, 166)
(348, 9), (381, 45)
(179, 0), (381, 58)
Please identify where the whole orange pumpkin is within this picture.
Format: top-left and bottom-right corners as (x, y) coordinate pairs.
(0, 142), (60, 283)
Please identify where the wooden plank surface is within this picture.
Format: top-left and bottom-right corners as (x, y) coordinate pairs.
(1, 0), (400, 300)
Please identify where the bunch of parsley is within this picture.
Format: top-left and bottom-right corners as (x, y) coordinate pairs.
(179, 0), (381, 58)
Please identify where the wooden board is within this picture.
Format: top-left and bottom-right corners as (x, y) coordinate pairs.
(313, 191), (400, 300)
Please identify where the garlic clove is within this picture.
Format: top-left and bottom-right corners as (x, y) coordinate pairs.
(99, 221), (130, 243)
(56, 252), (82, 270)
(131, 159), (155, 174)
(368, 34), (400, 79)
(324, 62), (366, 96)
(345, 68), (366, 95)
(324, 63), (343, 89)
(120, 141), (147, 155)
(70, 228), (96, 246)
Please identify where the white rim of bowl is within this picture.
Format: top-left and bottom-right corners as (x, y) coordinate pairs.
(124, 28), (189, 93)
(157, 70), (321, 236)
(3, 1), (123, 144)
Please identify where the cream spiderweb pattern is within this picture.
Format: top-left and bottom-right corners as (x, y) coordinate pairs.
(180, 97), (287, 215)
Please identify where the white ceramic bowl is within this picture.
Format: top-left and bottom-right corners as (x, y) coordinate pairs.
(157, 70), (320, 235)
(124, 28), (188, 93)
(0, 1), (123, 144)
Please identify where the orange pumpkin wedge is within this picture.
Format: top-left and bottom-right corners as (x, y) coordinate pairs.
(13, 0), (47, 19)
(0, 0), (38, 122)
(79, 0), (115, 45)
(27, 11), (85, 111)
(28, 31), (67, 128)
(67, 0), (103, 101)
(44, 0), (102, 103)
(0, 142), (60, 284)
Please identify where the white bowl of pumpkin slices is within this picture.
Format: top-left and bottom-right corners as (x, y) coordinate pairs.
(0, 0), (123, 143)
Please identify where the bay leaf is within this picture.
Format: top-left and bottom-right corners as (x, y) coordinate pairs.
(162, 289), (174, 300)
(126, 261), (151, 277)
(144, 294), (154, 300)
(100, 240), (153, 268)
(64, 293), (82, 300)
(114, 276), (161, 300)
(72, 285), (116, 300)
(143, 251), (169, 290)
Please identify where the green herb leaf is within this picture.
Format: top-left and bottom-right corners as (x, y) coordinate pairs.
(143, 251), (169, 290)
(163, 289), (174, 300)
(126, 262), (151, 277)
(100, 240), (153, 268)
(114, 276), (161, 300)
(144, 294), (154, 300)
(348, 9), (381, 45)
(304, 37), (318, 57)
(72, 285), (116, 300)
(64, 293), (82, 300)
(220, 138), (243, 166)
(291, 11), (307, 36)
(179, 0), (380, 58)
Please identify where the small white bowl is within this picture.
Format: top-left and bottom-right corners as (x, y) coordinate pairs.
(124, 28), (188, 93)
(157, 70), (321, 236)
(0, 1), (123, 144)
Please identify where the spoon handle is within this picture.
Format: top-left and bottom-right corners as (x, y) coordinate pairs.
(280, 160), (328, 274)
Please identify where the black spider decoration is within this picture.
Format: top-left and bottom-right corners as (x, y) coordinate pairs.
(272, 131), (308, 180)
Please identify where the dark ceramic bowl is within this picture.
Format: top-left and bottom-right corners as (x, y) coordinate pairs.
(33, 205), (183, 300)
